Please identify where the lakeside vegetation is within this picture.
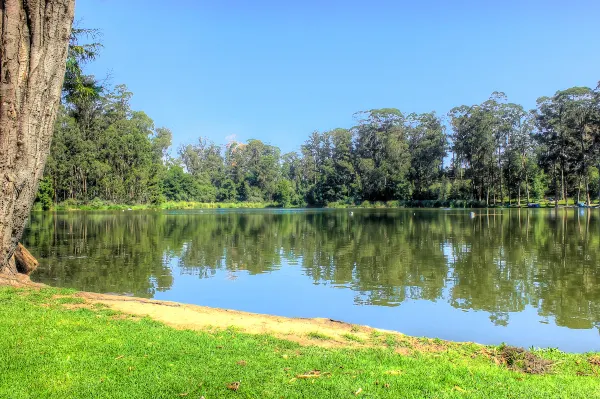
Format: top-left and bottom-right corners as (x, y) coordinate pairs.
(34, 198), (600, 212)
(2, 286), (599, 399)
(33, 32), (600, 210)
(34, 200), (274, 212)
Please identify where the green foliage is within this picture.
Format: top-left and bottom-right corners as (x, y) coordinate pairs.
(589, 166), (599, 199)
(307, 331), (332, 340)
(43, 86), (168, 205)
(35, 177), (54, 211)
(274, 179), (294, 207)
(163, 164), (199, 202)
(63, 28), (103, 105)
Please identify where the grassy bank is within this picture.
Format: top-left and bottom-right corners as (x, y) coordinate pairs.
(33, 198), (600, 211)
(327, 199), (600, 209)
(1, 286), (599, 398)
(34, 200), (275, 211)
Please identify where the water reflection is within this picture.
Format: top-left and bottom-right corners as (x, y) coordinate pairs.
(23, 209), (600, 334)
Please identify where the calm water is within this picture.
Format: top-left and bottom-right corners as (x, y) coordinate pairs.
(22, 208), (600, 352)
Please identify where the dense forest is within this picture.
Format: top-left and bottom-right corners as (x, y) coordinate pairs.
(36, 33), (600, 209)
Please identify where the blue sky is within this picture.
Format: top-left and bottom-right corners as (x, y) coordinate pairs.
(77, 0), (600, 154)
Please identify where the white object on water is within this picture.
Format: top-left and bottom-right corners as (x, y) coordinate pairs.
(349, 211), (354, 216)
(469, 212), (476, 218)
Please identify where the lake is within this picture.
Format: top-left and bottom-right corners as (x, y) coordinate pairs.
(22, 208), (600, 352)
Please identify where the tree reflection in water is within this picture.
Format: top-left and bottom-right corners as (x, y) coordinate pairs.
(23, 208), (600, 331)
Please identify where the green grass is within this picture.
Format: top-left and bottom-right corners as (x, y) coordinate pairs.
(306, 331), (332, 341)
(342, 333), (365, 343)
(1, 287), (599, 398)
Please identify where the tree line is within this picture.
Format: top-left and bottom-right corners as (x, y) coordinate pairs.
(36, 33), (600, 208)
(38, 84), (600, 209)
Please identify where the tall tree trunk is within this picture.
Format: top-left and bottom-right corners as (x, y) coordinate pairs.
(598, 163), (600, 203)
(561, 165), (566, 204)
(577, 174), (581, 204)
(0, 0), (75, 275)
(579, 127), (590, 206)
(585, 179), (590, 206)
(498, 147), (503, 205)
(486, 187), (489, 207)
(553, 163), (559, 209)
(523, 158), (530, 204)
(597, 163), (600, 203)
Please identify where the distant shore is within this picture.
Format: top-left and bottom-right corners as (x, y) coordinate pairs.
(32, 198), (600, 211)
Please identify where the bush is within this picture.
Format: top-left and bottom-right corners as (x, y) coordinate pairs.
(326, 201), (350, 208)
(274, 180), (293, 207)
(35, 177), (54, 211)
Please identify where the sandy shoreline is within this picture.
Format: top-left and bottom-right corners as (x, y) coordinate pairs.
(1, 272), (440, 351)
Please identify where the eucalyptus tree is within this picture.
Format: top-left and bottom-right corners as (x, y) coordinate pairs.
(179, 137), (224, 196)
(353, 109), (411, 201)
(534, 89), (592, 205)
(300, 131), (330, 205)
(557, 87), (597, 205)
(448, 104), (495, 203)
(483, 92), (509, 203)
(225, 139), (281, 202)
(45, 83), (173, 205)
(502, 107), (537, 205)
(1, 0), (75, 274)
(300, 131), (324, 189)
(330, 128), (358, 201)
(406, 112), (447, 199)
(281, 152), (302, 189)
(152, 127), (173, 162)
(534, 96), (563, 206)
(593, 84), (600, 201)
(62, 27), (103, 132)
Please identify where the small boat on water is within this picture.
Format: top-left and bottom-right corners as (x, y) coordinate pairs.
(527, 203), (541, 208)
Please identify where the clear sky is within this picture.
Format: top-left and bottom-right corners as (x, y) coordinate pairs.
(76, 0), (600, 154)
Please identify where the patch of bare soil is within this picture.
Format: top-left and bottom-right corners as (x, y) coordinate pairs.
(498, 346), (554, 374)
(0, 272), (44, 289)
(76, 291), (431, 350)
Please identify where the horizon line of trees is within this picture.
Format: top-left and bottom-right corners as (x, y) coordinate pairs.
(37, 82), (600, 209)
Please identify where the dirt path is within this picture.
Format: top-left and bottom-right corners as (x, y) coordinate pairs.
(77, 291), (391, 348)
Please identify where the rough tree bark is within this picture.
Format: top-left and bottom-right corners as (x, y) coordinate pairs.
(0, 0), (75, 275)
